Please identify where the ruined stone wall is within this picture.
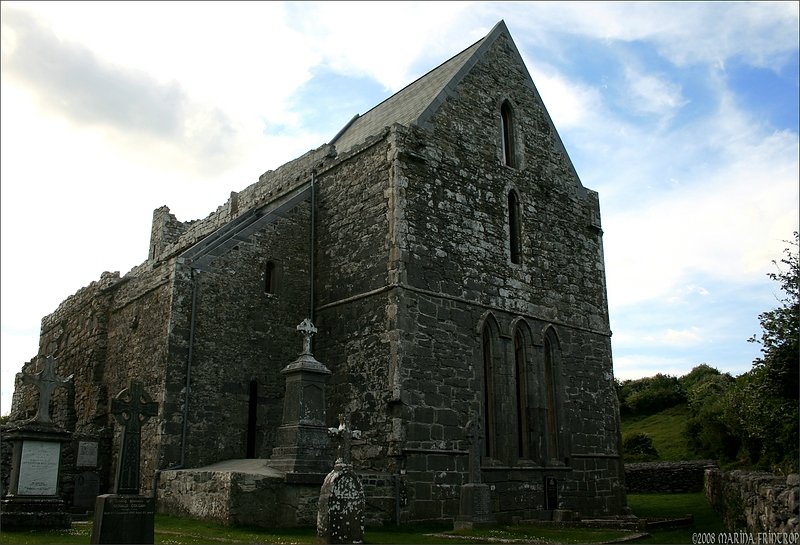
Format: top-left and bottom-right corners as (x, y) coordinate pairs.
(162, 204), (312, 469)
(9, 259), (176, 495)
(625, 460), (716, 493)
(151, 144), (336, 264)
(705, 468), (799, 536)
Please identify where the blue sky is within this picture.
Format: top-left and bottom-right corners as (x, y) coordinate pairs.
(1, 2), (798, 414)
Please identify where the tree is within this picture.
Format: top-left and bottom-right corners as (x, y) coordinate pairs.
(728, 233), (799, 472)
(617, 374), (686, 416)
(683, 367), (739, 462)
(748, 232), (799, 400)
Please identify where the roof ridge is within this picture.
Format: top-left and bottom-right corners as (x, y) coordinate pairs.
(329, 21), (508, 153)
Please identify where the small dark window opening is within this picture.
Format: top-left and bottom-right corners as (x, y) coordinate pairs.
(264, 261), (276, 294)
(508, 190), (522, 264)
(501, 101), (516, 167)
(246, 380), (258, 458)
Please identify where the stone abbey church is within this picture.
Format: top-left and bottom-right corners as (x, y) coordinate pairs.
(8, 21), (626, 525)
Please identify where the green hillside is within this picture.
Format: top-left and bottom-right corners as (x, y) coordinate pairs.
(621, 403), (695, 461)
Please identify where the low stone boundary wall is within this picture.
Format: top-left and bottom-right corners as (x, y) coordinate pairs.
(624, 460), (716, 493)
(704, 468), (799, 535)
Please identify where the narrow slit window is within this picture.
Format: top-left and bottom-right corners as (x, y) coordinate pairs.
(264, 261), (276, 294)
(246, 380), (258, 458)
(508, 190), (522, 264)
(501, 101), (516, 167)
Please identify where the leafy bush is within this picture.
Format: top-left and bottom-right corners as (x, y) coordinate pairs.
(618, 374), (686, 416)
(622, 431), (659, 462)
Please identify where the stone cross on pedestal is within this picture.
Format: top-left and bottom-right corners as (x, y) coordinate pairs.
(455, 411), (495, 530)
(465, 417), (482, 485)
(110, 380), (158, 495)
(297, 318), (317, 356)
(329, 414), (352, 467)
(21, 355), (72, 424)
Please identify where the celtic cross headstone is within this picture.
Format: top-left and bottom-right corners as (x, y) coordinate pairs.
(91, 380), (158, 544)
(110, 380), (158, 495)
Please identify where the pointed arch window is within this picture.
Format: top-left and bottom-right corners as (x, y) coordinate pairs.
(482, 325), (497, 460)
(508, 190), (522, 264)
(513, 329), (530, 459)
(543, 332), (559, 461)
(501, 100), (516, 168)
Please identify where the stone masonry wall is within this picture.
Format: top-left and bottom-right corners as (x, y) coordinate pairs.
(625, 460), (716, 493)
(381, 30), (623, 521)
(161, 203), (312, 470)
(705, 469), (799, 536)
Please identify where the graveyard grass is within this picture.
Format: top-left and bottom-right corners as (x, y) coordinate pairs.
(0, 492), (724, 544)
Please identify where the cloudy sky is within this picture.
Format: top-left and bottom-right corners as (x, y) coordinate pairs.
(1, 2), (798, 415)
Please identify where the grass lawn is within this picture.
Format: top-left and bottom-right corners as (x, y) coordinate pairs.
(627, 492), (727, 544)
(0, 492), (725, 544)
(622, 404), (696, 461)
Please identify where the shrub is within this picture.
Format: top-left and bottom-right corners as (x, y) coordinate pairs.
(622, 431), (659, 462)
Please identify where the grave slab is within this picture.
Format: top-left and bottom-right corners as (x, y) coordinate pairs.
(90, 494), (155, 544)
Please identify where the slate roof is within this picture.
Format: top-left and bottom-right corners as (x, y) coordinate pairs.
(330, 20), (512, 154)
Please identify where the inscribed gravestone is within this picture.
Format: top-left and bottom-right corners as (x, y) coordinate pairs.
(318, 415), (365, 544)
(77, 441), (99, 468)
(0, 356), (72, 529)
(16, 440), (61, 495)
(91, 380), (158, 544)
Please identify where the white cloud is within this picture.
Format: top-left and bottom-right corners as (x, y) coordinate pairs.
(624, 67), (688, 120)
(509, 2), (798, 71)
(613, 354), (696, 381)
(528, 62), (605, 130)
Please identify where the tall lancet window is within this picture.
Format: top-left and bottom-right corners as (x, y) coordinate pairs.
(514, 329), (530, 458)
(543, 332), (559, 461)
(501, 100), (516, 167)
(508, 190), (522, 264)
(482, 325), (497, 460)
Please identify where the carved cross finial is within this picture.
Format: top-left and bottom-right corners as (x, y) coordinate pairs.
(297, 318), (317, 356)
(21, 354), (72, 423)
(329, 413), (353, 467)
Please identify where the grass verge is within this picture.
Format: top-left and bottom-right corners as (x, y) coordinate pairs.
(0, 492), (725, 544)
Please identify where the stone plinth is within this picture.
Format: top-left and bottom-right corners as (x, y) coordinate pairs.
(454, 482), (495, 530)
(0, 421), (71, 529)
(268, 320), (334, 475)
